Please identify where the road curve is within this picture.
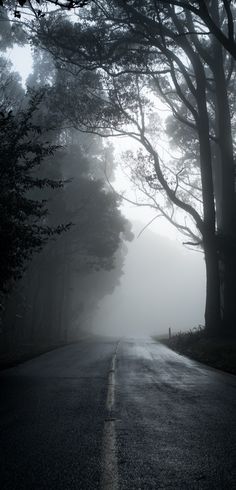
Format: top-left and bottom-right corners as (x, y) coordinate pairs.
(0, 337), (235, 489)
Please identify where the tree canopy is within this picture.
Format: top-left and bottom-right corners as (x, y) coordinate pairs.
(33, 0), (236, 337)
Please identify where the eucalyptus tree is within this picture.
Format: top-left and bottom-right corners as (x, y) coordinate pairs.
(155, 0), (236, 61)
(34, 0), (236, 338)
(2, 0), (236, 61)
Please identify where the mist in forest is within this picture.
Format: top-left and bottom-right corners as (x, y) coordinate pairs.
(2, 0), (235, 356)
(92, 222), (205, 338)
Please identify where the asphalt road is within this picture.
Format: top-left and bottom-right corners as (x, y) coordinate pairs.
(0, 338), (235, 489)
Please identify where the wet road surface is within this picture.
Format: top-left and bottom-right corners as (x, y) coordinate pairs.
(0, 337), (235, 489)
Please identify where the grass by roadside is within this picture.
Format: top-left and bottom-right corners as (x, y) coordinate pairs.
(154, 327), (236, 375)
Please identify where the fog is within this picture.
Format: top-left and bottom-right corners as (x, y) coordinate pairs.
(5, 45), (206, 342)
(92, 222), (205, 338)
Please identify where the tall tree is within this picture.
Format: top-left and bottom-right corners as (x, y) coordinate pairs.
(35, 1), (236, 337)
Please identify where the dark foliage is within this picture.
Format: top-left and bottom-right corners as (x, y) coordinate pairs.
(0, 0), (90, 19)
(0, 91), (70, 293)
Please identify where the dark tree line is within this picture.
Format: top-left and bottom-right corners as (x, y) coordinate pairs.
(0, 34), (132, 350)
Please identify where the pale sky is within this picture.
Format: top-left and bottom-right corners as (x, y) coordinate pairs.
(7, 45), (33, 87)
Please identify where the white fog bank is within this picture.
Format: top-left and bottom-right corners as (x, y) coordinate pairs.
(92, 222), (205, 338)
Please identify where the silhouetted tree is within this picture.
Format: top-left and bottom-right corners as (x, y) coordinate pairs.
(0, 0), (89, 19)
(0, 90), (69, 296)
(2, 0), (236, 63)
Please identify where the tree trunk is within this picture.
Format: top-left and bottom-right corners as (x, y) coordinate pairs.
(211, 1), (236, 338)
(194, 57), (222, 334)
(203, 234), (222, 336)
